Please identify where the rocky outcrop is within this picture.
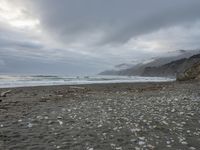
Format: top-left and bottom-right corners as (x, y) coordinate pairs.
(177, 62), (200, 81)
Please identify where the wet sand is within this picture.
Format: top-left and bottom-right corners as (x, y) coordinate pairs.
(0, 81), (200, 150)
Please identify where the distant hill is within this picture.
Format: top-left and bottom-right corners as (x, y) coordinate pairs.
(99, 49), (200, 77)
(142, 58), (187, 77)
(142, 53), (200, 77)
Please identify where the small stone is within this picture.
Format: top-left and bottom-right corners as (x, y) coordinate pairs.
(110, 143), (116, 147)
(40, 97), (48, 102)
(181, 141), (188, 145)
(27, 123), (33, 128)
(56, 145), (61, 149)
(138, 137), (145, 140)
(57, 116), (62, 119)
(171, 109), (175, 112)
(48, 120), (53, 124)
(166, 145), (172, 148)
(162, 121), (168, 125)
(0, 124), (3, 127)
(138, 141), (145, 145)
(58, 120), (63, 125)
(97, 124), (102, 128)
(131, 128), (141, 132)
(135, 147), (140, 150)
(61, 108), (66, 112)
(130, 139), (137, 142)
(37, 116), (43, 120)
(113, 127), (118, 131)
(189, 147), (196, 150)
(147, 144), (155, 149)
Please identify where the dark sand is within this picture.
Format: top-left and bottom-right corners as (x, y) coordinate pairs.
(0, 81), (200, 150)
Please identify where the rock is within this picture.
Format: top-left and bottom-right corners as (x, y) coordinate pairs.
(57, 120), (63, 125)
(181, 141), (188, 145)
(27, 123), (33, 128)
(189, 147), (196, 150)
(177, 61), (200, 81)
(40, 97), (48, 102)
(147, 144), (155, 149)
(0, 90), (11, 97)
(138, 141), (145, 145)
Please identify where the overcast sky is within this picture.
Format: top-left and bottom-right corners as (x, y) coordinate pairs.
(0, 0), (200, 75)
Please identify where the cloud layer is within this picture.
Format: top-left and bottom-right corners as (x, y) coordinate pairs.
(0, 0), (200, 74)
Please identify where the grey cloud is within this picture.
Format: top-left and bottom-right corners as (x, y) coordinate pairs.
(1, 0), (200, 75)
(27, 0), (200, 45)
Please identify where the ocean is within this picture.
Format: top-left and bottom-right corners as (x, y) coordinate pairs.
(0, 75), (175, 88)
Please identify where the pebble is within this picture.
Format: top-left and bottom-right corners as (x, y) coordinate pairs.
(171, 109), (175, 112)
(179, 112), (184, 115)
(56, 145), (61, 149)
(57, 116), (62, 119)
(130, 139), (137, 142)
(113, 127), (118, 131)
(181, 141), (188, 145)
(97, 124), (102, 128)
(27, 123), (33, 128)
(189, 147), (196, 150)
(57, 120), (63, 125)
(37, 116), (43, 120)
(174, 98), (178, 101)
(135, 147), (140, 150)
(138, 141), (145, 145)
(61, 108), (66, 112)
(138, 137), (145, 140)
(131, 128), (141, 132)
(147, 144), (155, 149)
(162, 121), (168, 125)
(110, 143), (116, 147)
(166, 145), (172, 148)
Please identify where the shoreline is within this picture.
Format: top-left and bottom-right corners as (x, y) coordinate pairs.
(0, 81), (200, 149)
(0, 80), (175, 90)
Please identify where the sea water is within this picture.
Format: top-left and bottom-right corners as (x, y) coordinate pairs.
(0, 74), (175, 88)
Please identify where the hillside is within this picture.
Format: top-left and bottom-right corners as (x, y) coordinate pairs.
(99, 50), (200, 77)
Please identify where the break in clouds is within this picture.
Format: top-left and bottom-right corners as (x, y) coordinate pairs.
(0, 0), (200, 74)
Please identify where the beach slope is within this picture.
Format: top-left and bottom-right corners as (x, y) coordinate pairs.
(0, 82), (200, 149)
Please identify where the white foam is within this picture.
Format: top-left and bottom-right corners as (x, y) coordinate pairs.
(0, 75), (175, 88)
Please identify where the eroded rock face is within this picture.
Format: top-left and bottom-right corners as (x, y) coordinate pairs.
(177, 62), (200, 81)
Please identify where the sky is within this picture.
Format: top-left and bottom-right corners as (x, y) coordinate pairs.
(0, 0), (200, 75)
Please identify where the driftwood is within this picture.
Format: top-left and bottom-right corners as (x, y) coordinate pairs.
(0, 90), (12, 97)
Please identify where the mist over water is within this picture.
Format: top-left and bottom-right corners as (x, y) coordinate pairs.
(0, 75), (175, 88)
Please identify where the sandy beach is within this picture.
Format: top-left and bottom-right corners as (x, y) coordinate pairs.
(0, 81), (200, 150)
